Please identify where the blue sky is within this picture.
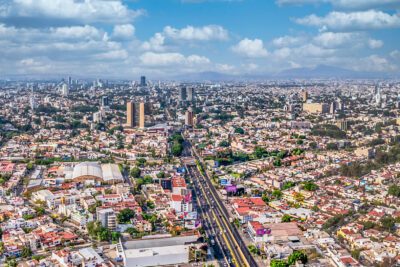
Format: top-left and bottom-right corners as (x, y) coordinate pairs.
(0, 0), (399, 79)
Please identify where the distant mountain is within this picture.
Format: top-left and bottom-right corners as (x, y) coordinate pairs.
(275, 65), (389, 79)
(173, 65), (398, 81)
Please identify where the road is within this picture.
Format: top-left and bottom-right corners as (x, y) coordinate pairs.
(182, 140), (258, 267)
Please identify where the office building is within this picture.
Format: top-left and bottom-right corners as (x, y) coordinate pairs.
(303, 103), (329, 114)
(335, 119), (348, 131)
(185, 109), (194, 126)
(96, 208), (116, 231)
(126, 101), (145, 128)
(68, 76), (72, 86)
(101, 96), (109, 107)
(301, 90), (308, 102)
(187, 87), (194, 101)
(30, 96), (36, 110)
(179, 87), (187, 101)
(61, 83), (69, 97)
(140, 76), (146, 87)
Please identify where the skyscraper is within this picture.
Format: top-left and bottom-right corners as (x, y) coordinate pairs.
(61, 83), (69, 96)
(139, 102), (145, 128)
(301, 90), (308, 102)
(180, 87), (187, 101)
(101, 96), (109, 107)
(68, 76), (72, 86)
(185, 108), (194, 126)
(126, 101), (145, 128)
(187, 87), (194, 101)
(140, 76), (146, 87)
(127, 101), (134, 128)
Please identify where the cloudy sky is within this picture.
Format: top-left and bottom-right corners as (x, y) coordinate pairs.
(0, 0), (399, 79)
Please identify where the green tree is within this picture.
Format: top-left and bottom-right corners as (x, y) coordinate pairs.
(272, 190), (283, 199)
(130, 167), (141, 178)
(21, 246), (33, 258)
(117, 208), (135, 224)
(380, 216), (395, 231)
(303, 181), (318, 191)
(270, 259), (288, 267)
(288, 251), (308, 265)
(234, 127), (245, 135)
(388, 184), (400, 197)
(281, 214), (292, 223)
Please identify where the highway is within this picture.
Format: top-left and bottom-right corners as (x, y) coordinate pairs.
(183, 140), (258, 267)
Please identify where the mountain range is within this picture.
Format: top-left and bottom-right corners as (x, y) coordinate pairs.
(175, 65), (399, 81)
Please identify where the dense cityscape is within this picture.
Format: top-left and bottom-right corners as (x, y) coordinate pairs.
(1, 0), (400, 266)
(0, 78), (399, 267)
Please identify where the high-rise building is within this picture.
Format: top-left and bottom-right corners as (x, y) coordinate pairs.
(68, 76), (72, 86)
(301, 90), (308, 102)
(101, 96), (109, 107)
(335, 119), (348, 131)
(61, 83), (69, 97)
(180, 87), (187, 101)
(126, 101), (145, 128)
(185, 109), (194, 126)
(187, 87), (194, 101)
(127, 101), (135, 127)
(140, 76), (146, 87)
(30, 96), (36, 110)
(139, 102), (145, 128)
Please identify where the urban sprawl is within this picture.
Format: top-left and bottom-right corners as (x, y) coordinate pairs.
(0, 77), (399, 267)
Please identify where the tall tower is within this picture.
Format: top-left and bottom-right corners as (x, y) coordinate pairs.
(139, 102), (145, 128)
(101, 96), (109, 107)
(126, 101), (135, 128)
(185, 108), (194, 126)
(126, 101), (145, 128)
(187, 87), (194, 101)
(301, 90), (308, 102)
(140, 76), (146, 87)
(180, 87), (187, 101)
(61, 83), (69, 97)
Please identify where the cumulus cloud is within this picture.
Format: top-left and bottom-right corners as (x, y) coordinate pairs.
(112, 24), (135, 39)
(139, 52), (210, 67)
(272, 35), (306, 47)
(0, 0), (144, 24)
(295, 10), (400, 31)
(141, 25), (228, 52)
(368, 39), (384, 49)
(276, 0), (400, 9)
(141, 33), (166, 52)
(163, 25), (228, 41)
(232, 38), (268, 58)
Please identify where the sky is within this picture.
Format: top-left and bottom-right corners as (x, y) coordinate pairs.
(0, 0), (399, 79)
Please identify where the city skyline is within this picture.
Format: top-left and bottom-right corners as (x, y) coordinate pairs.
(0, 0), (399, 79)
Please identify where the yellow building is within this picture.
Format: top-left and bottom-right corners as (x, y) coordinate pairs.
(303, 103), (329, 114)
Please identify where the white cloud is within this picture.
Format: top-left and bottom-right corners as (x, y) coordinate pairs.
(313, 32), (361, 48)
(355, 55), (397, 72)
(295, 10), (400, 31)
(232, 38), (268, 58)
(112, 24), (135, 39)
(390, 50), (400, 60)
(163, 25), (228, 41)
(0, 0), (144, 24)
(141, 24), (228, 51)
(272, 35), (305, 47)
(139, 52), (210, 67)
(51, 25), (104, 40)
(141, 33), (166, 51)
(368, 38), (384, 49)
(276, 0), (400, 9)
